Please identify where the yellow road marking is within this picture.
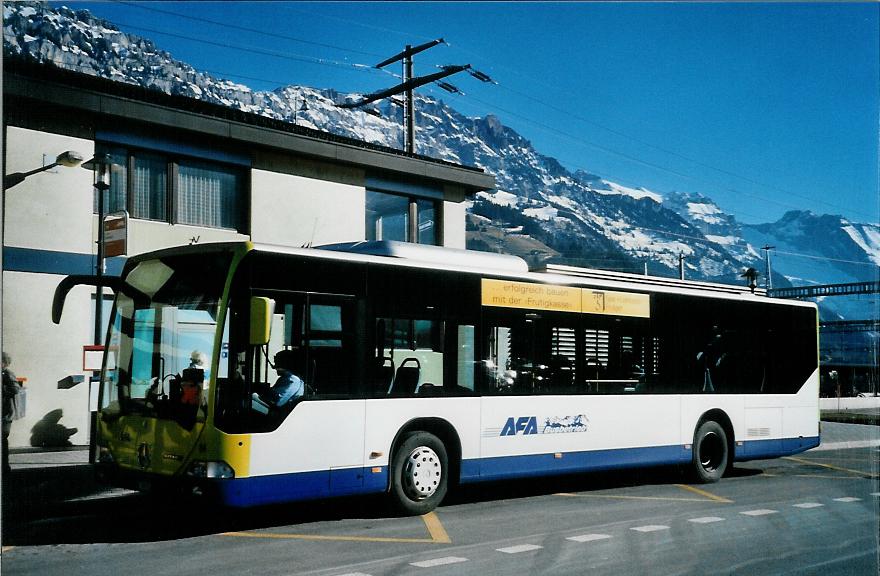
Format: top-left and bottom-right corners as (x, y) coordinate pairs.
(783, 456), (878, 479)
(421, 511), (451, 544)
(674, 484), (734, 503)
(221, 511), (451, 544)
(555, 492), (716, 503)
(221, 531), (439, 543)
(2, 546), (15, 553)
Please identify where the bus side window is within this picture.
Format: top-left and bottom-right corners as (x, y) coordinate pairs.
(455, 325), (476, 394)
(483, 325), (516, 395)
(374, 317), (444, 397)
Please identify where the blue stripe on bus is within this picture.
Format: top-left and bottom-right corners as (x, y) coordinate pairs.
(208, 435), (820, 507)
(736, 436), (820, 461)
(463, 444), (692, 484)
(212, 466), (388, 507)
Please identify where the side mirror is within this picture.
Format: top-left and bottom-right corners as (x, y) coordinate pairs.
(250, 297), (274, 346)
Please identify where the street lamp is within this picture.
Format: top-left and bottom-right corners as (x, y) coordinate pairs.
(81, 154), (111, 345)
(3, 150), (84, 190)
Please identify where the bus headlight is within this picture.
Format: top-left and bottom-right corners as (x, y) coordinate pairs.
(186, 461), (235, 479)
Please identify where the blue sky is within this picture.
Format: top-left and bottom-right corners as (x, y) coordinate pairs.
(56, 2), (879, 225)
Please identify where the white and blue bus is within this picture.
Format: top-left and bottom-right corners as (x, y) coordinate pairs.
(55, 241), (819, 514)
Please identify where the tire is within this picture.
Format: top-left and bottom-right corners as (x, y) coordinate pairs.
(389, 431), (448, 515)
(691, 420), (728, 483)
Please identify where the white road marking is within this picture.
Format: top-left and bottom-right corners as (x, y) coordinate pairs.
(410, 557), (468, 568)
(337, 573), (373, 576)
(792, 502), (824, 509)
(833, 497), (862, 502)
(567, 533), (613, 543)
(497, 544), (543, 554)
(871, 492), (880, 497)
(740, 509), (778, 516)
(630, 525), (670, 533)
(688, 516), (725, 524)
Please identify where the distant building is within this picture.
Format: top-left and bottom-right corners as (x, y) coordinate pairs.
(2, 59), (495, 448)
(819, 320), (879, 397)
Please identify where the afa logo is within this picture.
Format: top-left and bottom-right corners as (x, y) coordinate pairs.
(500, 416), (539, 436)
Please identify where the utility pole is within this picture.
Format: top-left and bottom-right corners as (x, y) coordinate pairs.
(678, 252), (686, 280)
(404, 46), (415, 154)
(339, 39), (494, 153)
(761, 245), (775, 290)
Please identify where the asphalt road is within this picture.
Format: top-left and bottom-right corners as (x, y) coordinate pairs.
(2, 423), (878, 576)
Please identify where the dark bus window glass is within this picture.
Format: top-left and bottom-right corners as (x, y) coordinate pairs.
(651, 294), (816, 395)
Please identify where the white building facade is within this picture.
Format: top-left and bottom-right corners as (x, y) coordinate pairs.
(2, 61), (494, 448)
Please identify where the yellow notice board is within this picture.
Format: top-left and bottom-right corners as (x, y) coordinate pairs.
(582, 289), (650, 318)
(481, 279), (581, 313)
(481, 279), (651, 318)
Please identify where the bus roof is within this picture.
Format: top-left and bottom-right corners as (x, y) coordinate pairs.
(122, 241), (816, 309)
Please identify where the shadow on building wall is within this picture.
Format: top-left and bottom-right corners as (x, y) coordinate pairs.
(30, 409), (78, 447)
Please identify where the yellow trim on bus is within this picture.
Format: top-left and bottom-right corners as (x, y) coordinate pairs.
(208, 429), (252, 477)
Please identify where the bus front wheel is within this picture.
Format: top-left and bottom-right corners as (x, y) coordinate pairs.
(389, 431), (448, 515)
(691, 420), (728, 483)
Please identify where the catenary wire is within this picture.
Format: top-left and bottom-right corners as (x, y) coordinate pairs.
(444, 41), (878, 223)
(73, 2), (875, 222)
(111, 0), (386, 60)
(104, 20), (389, 76)
(14, 54), (874, 272)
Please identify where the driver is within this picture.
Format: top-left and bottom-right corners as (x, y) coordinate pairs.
(260, 349), (305, 407)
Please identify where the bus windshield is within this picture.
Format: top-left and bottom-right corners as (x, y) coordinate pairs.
(101, 252), (233, 423)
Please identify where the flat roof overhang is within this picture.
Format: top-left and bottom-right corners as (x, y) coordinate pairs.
(3, 67), (495, 193)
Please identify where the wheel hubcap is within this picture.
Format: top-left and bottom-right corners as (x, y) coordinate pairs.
(403, 445), (442, 500)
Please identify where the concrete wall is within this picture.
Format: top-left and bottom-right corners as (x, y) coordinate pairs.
(820, 397), (880, 411)
(250, 169), (366, 247)
(122, 219), (247, 254)
(3, 272), (93, 447)
(4, 127), (96, 446)
(5, 127), (95, 253)
(443, 201), (466, 249)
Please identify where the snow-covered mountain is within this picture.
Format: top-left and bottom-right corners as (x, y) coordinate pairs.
(4, 1), (877, 319)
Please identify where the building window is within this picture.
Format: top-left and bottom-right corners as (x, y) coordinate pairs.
(177, 160), (241, 229)
(94, 144), (246, 232)
(366, 190), (438, 244)
(132, 151), (167, 222)
(417, 198), (437, 245)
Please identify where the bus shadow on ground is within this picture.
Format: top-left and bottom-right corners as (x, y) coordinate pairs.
(445, 464), (761, 506)
(1, 465), (763, 546)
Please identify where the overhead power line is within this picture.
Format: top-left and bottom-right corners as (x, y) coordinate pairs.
(445, 42), (877, 223)
(21, 1), (874, 225)
(458, 90), (871, 223)
(112, 0), (385, 59)
(104, 20), (385, 76)
(772, 250), (879, 267)
(95, 3), (874, 222)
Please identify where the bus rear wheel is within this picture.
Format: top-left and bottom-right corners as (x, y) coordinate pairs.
(691, 420), (728, 483)
(389, 431), (448, 515)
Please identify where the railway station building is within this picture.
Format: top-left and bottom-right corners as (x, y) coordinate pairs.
(2, 59), (495, 448)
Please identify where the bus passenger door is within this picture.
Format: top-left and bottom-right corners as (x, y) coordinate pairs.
(247, 292), (365, 496)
